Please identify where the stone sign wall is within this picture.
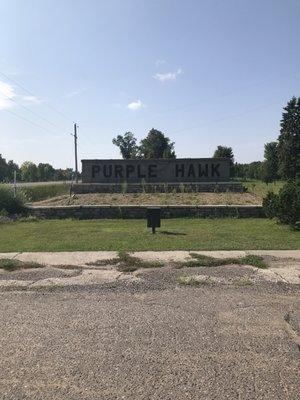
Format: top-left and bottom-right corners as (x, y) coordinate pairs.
(81, 158), (231, 183)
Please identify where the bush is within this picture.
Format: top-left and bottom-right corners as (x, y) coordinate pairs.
(263, 180), (300, 226)
(262, 191), (279, 218)
(0, 185), (26, 215)
(277, 180), (300, 225)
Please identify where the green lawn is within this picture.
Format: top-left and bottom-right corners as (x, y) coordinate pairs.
(0, 218), (298, 252)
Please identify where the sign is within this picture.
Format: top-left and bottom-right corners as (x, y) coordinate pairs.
(81, 158), (231, 183)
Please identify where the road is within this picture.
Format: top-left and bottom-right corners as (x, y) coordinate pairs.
(0, 260), (299, 399)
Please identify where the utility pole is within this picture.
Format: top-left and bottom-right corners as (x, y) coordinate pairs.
(73, 123), (78, 183)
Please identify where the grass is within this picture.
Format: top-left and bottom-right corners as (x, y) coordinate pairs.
(243, 180), (285, 198)
(31, 180), (285, 207)
(184, 253), (268, 269)
(177, 275), (255, 287)
(0, 258), (43, 271)
(33, 191), (261, 206)
(0, 218), (298, 252)
(21, 184), (70, 202)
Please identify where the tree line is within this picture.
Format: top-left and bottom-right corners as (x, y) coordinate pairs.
(0, 157), (75, 183)
(113, 97), (300, 182)
(1, 97), (299, 183)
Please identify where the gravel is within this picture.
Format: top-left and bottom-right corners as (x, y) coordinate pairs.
(0, 266), (299, 399)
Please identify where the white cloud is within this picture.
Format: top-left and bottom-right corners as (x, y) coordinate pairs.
(127, 99), (145, 111)
(154, 68), (182, 82)
(0, 80), (41, 110)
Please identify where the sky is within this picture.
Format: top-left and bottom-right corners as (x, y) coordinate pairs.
(0, 0), (299, 170)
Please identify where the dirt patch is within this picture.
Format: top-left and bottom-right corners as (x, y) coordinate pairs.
(32, 192), (261, 206)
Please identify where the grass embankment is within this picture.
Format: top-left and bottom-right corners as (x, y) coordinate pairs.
(22, 184), (70, 202)
(32, 180), (285, 206)
(1, 183), (70, 203)
(33, 191), (259, 206)
(0, 218), (298, 252)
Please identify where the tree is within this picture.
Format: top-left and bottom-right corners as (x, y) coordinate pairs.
(0, 155), (20, 182)
(20, 161), (38, 182)
(37, 163), (55, 181)
(6, 160), (20, 181)
(213, 146), (234, 165)
(112, 132), (138, 159)
(139, 128), (176, 158)
(262, 142), (279, 182)
(0, 154), (8, 182)
(277, 97), (300, 179)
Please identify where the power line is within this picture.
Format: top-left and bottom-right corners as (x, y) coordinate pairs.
(0, 89), (58, 128)
(3, 108), (59, 134)
(0, 70), (73, 122)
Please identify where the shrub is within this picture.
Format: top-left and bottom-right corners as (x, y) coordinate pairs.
(262, 191), (279, 218)
(277, 180), (300, 225)
(263, 180), (300, 226)
(0, 185), (26, 215)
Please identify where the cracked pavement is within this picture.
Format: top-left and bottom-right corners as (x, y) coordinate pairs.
(0, 251), (299, 399)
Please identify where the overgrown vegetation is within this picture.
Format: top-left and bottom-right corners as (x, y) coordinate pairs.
(0, 185), (26, 215)
(21, 184), (70, 202)
(0, 258), (43, 271)
(263, 180), (300, 227)
(181, 253), (268, 269)
(88, 251), (163, 272)
(34, 191), (261, 206)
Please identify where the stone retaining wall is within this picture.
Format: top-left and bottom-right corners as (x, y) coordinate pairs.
(27, 205), (265, 219)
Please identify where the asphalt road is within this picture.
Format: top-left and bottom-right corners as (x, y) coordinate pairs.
(0, 266), (299, 399)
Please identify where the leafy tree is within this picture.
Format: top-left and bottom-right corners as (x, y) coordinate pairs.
(262, 142), (279, 182)
(20, 161), (38, 182)
(54, 168), (75, 181)
(112, 132), (138, 159)
(37, 163), (55, 181)
(0, 155), (20, 182)
(0, 154), (8, 182)
(233, 161), (264, 180)
(139, 128), (176, 158)
(277, 97), (300, 179)
(6, 160), (20, 181)
(213, 146), (234, 165)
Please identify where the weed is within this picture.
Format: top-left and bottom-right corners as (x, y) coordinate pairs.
(177, 275), (213, 286)
(0, 258), (43, 271)
(179, 183), (185, 193)
(121, 181), (128, 194)
(87, 251), (163, 272)
(178, 253), (268, 269)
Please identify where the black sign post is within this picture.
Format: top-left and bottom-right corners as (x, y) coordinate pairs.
(147, 208), (161, 234)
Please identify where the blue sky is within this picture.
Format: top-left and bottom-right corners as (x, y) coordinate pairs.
(0, 0), (299, 169)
